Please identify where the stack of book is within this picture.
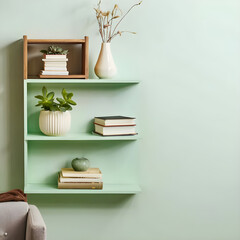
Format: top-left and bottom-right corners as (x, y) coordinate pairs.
(58, 168), (103, 189)
(41, 54), (69, 76)
(94, 116), (137, 136)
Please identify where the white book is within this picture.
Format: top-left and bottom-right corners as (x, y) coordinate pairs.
(42, 59), (68, 62)
(59, 172), (102, 183)
(94, 116), (136, 126)
(95, 124), (136, 136)
(41, 70), (69, 75)
(44, 54), (67, 59)
(44, 62), (67, 67)
(44, 67), (67, 71)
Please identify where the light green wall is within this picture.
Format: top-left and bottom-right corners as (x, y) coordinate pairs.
(1, 0), (240, 239)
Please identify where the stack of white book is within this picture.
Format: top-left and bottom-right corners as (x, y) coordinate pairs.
(58, 168), (103, 189)
(41, 54), (69, 76)
(94, 116), (137, 136)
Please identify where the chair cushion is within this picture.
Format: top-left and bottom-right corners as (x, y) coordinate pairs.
(0, 202), (29, 240)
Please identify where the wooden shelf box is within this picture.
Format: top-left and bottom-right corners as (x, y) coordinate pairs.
(23, 35), (89, 79)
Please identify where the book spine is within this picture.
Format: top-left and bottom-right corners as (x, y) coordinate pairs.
(41, 71), (69, 75)
(61, 173), (102, 178)
(58, 182), (103, 189)
(44, 54), (67, 59)
(44, 63), (67, 66)
(60, 177), (102, 183)
(93, 131), (137, 136)
(44, 67), (67, 71)
(42, 59), (69, 62)
(94, 123), (136, 127)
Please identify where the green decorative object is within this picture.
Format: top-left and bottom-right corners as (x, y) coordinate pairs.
(40, 45), (69, 55)
(72, 157), (90, 171)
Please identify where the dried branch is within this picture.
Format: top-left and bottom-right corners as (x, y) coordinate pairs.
(94, 1), (141, 43)
(111, 1), (141, 39)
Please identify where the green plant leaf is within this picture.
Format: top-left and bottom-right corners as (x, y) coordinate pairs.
(47, 92), (54, 100)
(59, 106), (67, 112)
(50, 105), (58, 111)
(40, 46), (68, 55)
(62, 88), (67, 101)
(62, 50), (68, 55)
(42, 86), (47, 97)
(40, 50), (48, 54)
(56, 97), (65, 104)
(35, 86), (76, 112)
(56, 47), (63, 52)
(67, 99), (77, 105)
(62, 103), (72, 110)
(67, 93), (73, 99)
(35, 95), (44, 100)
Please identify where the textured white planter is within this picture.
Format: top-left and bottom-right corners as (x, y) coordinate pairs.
(39, 111), (71, 136)
(94, 43), (117, 79)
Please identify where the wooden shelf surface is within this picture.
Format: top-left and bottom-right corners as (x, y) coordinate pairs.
(39, 75), (86, 79)
(25, 133), (139, 141)
(25, 79), (140, 84)
(27, 39), (85, 44)
(25, 183), (141, 194)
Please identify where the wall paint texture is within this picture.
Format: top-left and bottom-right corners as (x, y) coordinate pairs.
(1, 0), (240, 239)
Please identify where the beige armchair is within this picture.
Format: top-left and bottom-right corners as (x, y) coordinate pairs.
(0, 202), (46, 240)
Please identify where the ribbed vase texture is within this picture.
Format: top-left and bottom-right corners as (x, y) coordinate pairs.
(39, 111), (71, 136)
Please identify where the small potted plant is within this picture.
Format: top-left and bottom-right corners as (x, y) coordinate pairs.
(40, 45), (69, 56)
(35, 86), (77, 136)
(40, 46), (69, 76)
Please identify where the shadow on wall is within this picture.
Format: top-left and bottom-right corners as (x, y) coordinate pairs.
(6, 40), (24, 189)
(28, 194), (136, 209)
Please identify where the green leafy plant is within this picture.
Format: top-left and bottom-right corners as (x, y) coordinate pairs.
(35, 86), (77, 112)
(40, 46), (69, 55)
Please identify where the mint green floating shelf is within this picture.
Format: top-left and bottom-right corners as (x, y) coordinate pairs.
(25, 133), (138, 141)
(25, 183), (141, 194)
(25, 79), (140, 84)
(24, 77), (140, 195)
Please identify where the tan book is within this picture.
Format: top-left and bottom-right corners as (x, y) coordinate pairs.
(61, 168), (102, 178)
(58, 179), (103, 189)
(59, 172), (102, 183)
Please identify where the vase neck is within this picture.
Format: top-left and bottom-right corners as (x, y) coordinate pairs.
(101, 42), (111, 52)
(102, 42), (111, 46)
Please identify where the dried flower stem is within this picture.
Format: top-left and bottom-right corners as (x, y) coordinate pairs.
(94, 0), (141, 43)
(108, 31), (136, 42)
(111, 2), (141, 40)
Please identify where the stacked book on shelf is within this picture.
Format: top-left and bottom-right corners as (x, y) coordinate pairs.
(58, 168), (103, 189)
(94, 116), (137, 136)
(41, 54), (69, 76)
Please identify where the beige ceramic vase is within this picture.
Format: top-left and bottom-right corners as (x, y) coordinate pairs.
(94, 43), (117, 79)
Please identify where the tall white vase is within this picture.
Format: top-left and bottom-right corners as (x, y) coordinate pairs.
(94, 43), (117, 79)
(39, 110), (71, 136)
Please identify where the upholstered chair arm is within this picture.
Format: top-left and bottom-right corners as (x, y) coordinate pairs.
(26, 205), (46, 240)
